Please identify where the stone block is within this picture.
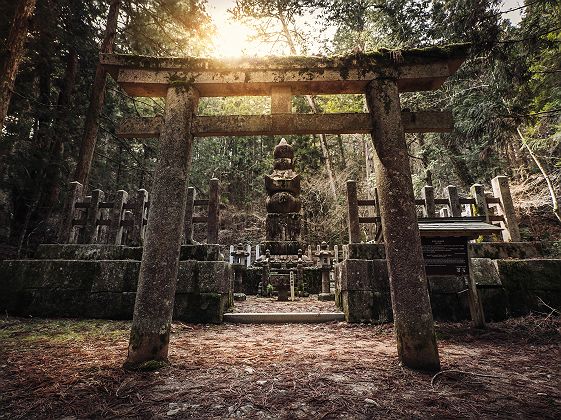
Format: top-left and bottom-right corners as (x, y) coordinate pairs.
(265, 213), (301, 241)
(176, 261), (231, 293)
(174, 293), (229, 323)
(428, 276), (466, 294)
(470, 258), (502, 287)
(179, 244), (222, 261)
(338, 259), (390, 292)
(497, 259), (561, 291)
(244, 267), (262, 295)
(479, 288), (509, 321)
(0, 260), (98, 291)
(87, 292), (136, 319)
(233, 293), (247, 301)
(35, 244), (222, 261)
(21, 289), (91, 318)
(91, 261), (140, 292)
(342, 290), (392, 323)
(260, 241), (305, 256)
(35, 244), (142, 261)
(429, 293), (469, 321)
(468, 242), (544, 259)
(345, 243), (386, 260)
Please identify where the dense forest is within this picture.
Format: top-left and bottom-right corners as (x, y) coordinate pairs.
(0, 0), (559, 254)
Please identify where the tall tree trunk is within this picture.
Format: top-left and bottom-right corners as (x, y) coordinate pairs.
(9, 17), (54, 250)
(337, 134), (347, 169)
(517, 128), (561, 223)
(73, 0), (121, 187)
(41, 51), (79, 212)
(0, 0), (37, 133)
(440, 134), (475, 188)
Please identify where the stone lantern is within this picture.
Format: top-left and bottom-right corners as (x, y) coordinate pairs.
(318, 241), (334, 301)
(231, 243), (249, 297)
(232, 243), (249, 266)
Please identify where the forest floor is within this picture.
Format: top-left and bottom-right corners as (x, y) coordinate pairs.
(0, 314), (560, 419)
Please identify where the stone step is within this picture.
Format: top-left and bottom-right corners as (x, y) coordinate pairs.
(223, 312), (345, 324)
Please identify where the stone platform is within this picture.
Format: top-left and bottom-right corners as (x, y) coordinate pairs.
(336, 242), (561, 323)
(0, 244), (232, 323)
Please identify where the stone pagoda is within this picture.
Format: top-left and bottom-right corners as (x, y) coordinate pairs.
(263, 138), (303, 255)
(255, 138), (312, 300)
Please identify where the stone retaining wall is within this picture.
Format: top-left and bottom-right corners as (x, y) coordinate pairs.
(336, 242), (561, 323)
(0, 245), (231, 323)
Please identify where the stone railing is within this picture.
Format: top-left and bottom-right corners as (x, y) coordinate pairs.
(346, 175), (520, 243)
(58, 178), (220, 246)
(228, 242), (346, 266)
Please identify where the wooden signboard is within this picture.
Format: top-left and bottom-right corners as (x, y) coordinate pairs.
(421, 236), (469, 276)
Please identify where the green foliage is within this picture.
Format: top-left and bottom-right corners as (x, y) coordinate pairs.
(1, 0), (560, 248)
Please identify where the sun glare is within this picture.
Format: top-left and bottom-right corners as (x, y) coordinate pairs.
(208, 1), (273, 58)
(210, 19), (271, 58)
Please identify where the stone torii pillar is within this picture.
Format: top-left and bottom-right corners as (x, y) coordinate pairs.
(124, 85), (199, 369)
(366, 78), (440, 371)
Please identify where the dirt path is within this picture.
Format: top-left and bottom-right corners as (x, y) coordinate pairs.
(0, 316), (560, 419)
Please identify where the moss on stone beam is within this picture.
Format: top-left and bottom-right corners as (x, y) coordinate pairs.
(100, 44), (470, 73)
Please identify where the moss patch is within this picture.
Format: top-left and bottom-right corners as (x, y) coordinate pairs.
(0, 318), (129, 344)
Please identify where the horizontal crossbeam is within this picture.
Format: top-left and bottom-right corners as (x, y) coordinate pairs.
(117, 111), (453, 138)
(101, 45), (469, 97)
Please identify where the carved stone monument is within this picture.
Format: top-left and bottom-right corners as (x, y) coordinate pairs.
(265, 138), (301, 245)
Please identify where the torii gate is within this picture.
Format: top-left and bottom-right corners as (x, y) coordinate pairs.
(102, 44), (469, 371)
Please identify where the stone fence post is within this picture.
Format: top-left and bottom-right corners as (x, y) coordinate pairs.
(84, 189), (104, 244)
(108, 190), (128, 245)
(129, 189), (148, 246)
(346, 180), (360, 243)
(58, 181), (83, 243)
(421, 185), (435, 218)
(470, 184), (489, 221)
(184, 187), (196, 244)
(207, 178), (220, 244)
(445, 185), (462, 217)
(491, 176), (521, 242)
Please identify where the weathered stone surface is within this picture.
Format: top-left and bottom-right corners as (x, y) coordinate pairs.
(479, 288), (509, 322)
(338, 259), (390, 293)
(497, 259), (561, 291)
(337, 259), (392, 323)
(342, 290), (392, 323)
(101, 44), (470, 97)
(468, 242), (544, 260)
(428, 276), (466, 294)
(91, 261), (140, 292)
(36, 244), (222, 261)
(176, 261), (231, 294)
(179, 244), (222, 261)
(173, 293), (229, 323)
(345, 243), (386, 260)
(117, 112), (455, 139)
(88, 292), (136, 319)
(367, 78), (440, 370)
(429, 293), (469, 322)
(470, 258), (502, 287)
(36, 244), (143, 260)
(266, 192), (301, 213)
(260, 241), (305, 256)
(20, 289), (91, 318)
(0, 258), (231, 321)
